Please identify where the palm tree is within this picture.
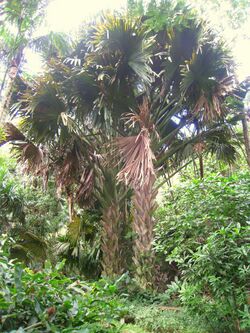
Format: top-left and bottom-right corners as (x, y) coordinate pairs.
(0, 0), (47, 121)
(115, 14), (238, 286)
(3, 10), (241, 285)
(0, 0), (72, 123)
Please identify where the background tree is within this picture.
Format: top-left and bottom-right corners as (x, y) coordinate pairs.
(0, 0), (73, 123)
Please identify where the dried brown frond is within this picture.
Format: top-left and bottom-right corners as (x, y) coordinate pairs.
(56, 148), (80, 191)
(117, 129), (156, 188)
(76, 168), (94, 207)
(0, 122), (26, 145)
(193, 94), (223, 122)
(123, 97), (154, 131)
(13, 142), (44, 173)
(193, 142), (206, 154)
(194, 75), (234, 122)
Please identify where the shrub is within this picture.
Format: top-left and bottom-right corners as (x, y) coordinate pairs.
(0, 253), (125, 332)
(125, 301), (208, 333)
(154, 172), (250, 332)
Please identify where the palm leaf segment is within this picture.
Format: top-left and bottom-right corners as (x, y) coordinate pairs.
(88, 14), (154, 84)
(180, 42), (234, 122)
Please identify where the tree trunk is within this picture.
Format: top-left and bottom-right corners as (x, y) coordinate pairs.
(0, 72), (15, 123)
(242, 112), (250, 167)
(67, 193), (74, 223)
(132, 174), (157, 288)
(199, 155), (204, 179)
(0, 48), (23, 123)
(101, 202), (122, 277)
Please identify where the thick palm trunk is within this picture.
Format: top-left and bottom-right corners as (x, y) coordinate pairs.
(101, 202), (122, 277)
(132, 174), (157, 288)
(242, 113), (250, 168)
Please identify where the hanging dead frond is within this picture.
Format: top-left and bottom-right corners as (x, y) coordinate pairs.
(124, 98), (154, 131)
(0, 122), (26, 145)
(193, 76), (234, 122)
(56, 148), (80, 191)
(13, 142), (44, 173)
(180, 44), (235, 122)
(5, 122), (26, 141)
(193, 142), (206, 154)
(76, 168), (94, 207)
(117, 129), (156, 188)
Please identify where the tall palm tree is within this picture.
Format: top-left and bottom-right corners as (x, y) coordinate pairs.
(115, 14), (238, 286)
(3, 11), (240, 285)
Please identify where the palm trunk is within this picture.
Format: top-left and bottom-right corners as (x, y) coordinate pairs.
(101, 202), (122, 277)
(132, 174), (157, 288)
(242, 112), (250, 168)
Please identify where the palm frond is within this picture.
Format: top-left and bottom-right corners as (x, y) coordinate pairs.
(117, 130), (155, 188)
(180, 44), (234, 122)
(0, 122), (26, 145)
(88, 14), (154, 84)
(15, 79), (67, 142)
(10, 231), (47, 264)
(76, 168), (94, 207)
(12, 141), (44, 173)
(30, 31), (73, 59)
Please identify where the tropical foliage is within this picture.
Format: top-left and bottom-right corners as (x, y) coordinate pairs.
(0, 0), (249, 332)
(0, 246), (125, 332)
(1, 2), (244, 284)
(154, 172), (250, 332)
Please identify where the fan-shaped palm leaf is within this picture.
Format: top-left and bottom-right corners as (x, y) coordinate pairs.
(87, 14), (154, 89)
(30, 31), (73, 59)
(180, 44), (234, 121)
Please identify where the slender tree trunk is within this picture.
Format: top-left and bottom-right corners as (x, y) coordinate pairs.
(0, 66), (9, 96)
(0, 77), (16, 122)
(67, 193), (74, 223)
(0, 75), (14, 123)
(192, 157), (198, 178)
(132, 174), (157, 288)
(199, 155), (204, 179)
(0, 47), (23, 123)
(101, 202), (122, 277)
(242, 112), (250, 167)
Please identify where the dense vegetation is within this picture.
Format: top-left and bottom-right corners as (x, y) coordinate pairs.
(0, 0), (249, 332)
(154, 173), (250, 331)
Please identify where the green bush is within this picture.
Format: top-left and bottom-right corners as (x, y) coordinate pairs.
(125, 301), (207, 333)
(0, 154), (25, 228)
(154, 172), (250, 332)
(0, 253), (125, 332)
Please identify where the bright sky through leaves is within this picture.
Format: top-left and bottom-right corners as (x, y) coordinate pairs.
(24, 0), (250, 81)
